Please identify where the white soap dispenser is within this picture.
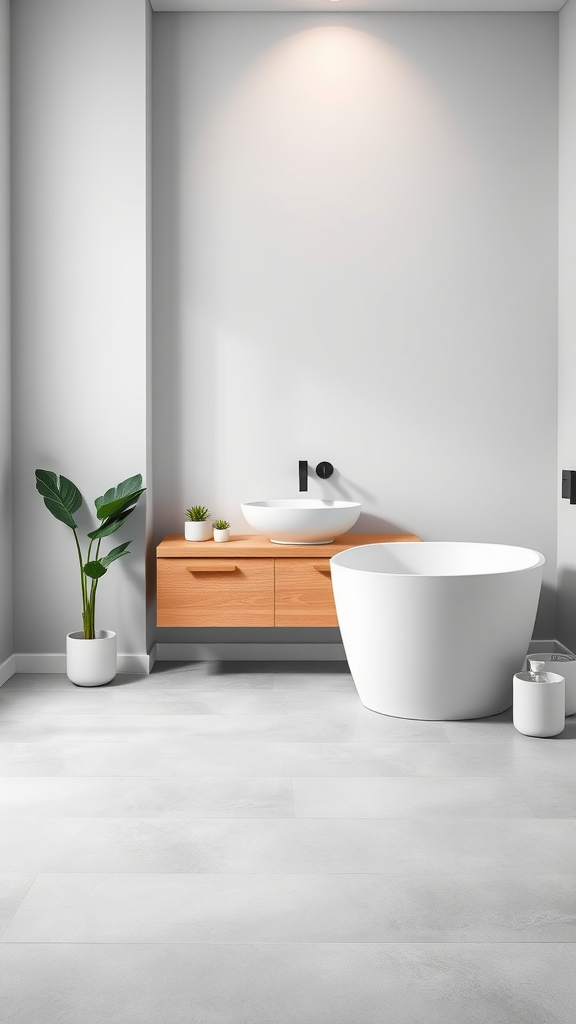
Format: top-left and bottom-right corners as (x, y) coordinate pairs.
(513, 659), (565, 737)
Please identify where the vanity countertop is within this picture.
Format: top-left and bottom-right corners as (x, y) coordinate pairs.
(157, 533), (421, 559)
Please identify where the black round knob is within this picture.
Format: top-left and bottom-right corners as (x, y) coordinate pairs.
(315, 462), (334, 480)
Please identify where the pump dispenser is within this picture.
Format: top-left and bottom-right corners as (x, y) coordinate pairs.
(527, 660), (547, 683)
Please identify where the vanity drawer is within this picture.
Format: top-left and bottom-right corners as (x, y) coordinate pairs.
(157, 558), (274, 627)
(274, 559), (338, 627)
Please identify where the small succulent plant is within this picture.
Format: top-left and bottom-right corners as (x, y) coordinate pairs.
(214, 520), (230, 531)
(185, 505), (211, 522)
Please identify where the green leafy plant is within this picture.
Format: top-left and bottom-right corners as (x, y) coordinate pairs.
(185, 505), (211, 522)
(35, 470), (145, 640)
(213, 520), (230, 531)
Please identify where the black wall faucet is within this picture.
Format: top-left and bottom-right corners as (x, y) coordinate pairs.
(299, 461), (334, 491)
(299, 461), (308, 492)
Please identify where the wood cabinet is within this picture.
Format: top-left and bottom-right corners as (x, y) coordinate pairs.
(274, 558), (336, 627)
(157, 557), (274, 627)
(156, 533), (421, 628)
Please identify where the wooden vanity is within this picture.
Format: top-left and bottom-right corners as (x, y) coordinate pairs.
(156, 533), (421, 628)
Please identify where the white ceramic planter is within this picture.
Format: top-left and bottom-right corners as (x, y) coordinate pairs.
(66, 630), (117, 687)
(213, 528), (230, 543)
(513, 671), (565, 737)
(184, 520), (212, 542)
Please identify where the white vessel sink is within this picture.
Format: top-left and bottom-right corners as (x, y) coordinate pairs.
(241, 499), (362, 545)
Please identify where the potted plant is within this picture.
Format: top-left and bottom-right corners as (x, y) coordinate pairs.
(35, 470), (145, 686)
(213, 519), (231, 543)
(185, 505), (212, 541)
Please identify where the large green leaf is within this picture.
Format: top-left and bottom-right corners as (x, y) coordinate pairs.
(83, 543), (130, 579)
(35, 470), (82, 529)
(87, 508), (134, 540)
(96, 488), (145, 522)
(83, 560), (107, 580)
(94, 475), (145, 521)
(100, 541), (131, 568)
(95, 475), (142, 509)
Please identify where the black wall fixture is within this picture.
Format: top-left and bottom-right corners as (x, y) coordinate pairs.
(299, 461), (308, 492)
(562, 469), (576, 504)
(316, 462), (334, 480)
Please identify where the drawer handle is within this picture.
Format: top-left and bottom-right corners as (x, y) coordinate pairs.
(313, 565), (331, 575)
(186, 564), (238, 573)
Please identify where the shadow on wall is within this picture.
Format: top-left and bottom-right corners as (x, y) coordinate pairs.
(529, 581), (556, 645)
(558, 567), (576, 654)
(355, 513), (411, 534)
(327, 470), (412, 535)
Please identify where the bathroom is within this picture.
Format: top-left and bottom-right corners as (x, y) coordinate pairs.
(1, 0), (576, 1021)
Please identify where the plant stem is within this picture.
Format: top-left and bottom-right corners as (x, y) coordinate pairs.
(84, 538), (102, 640)
(86, 579), (97, 639)
(72, 528), (89, 637)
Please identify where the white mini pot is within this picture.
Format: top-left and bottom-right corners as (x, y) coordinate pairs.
(213, 527), (230, 543)
(66, 630), (117, 687)
(184, 520), (212, 542)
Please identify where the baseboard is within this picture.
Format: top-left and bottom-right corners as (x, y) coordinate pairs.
(14, 652), (153, 675)
(15, 653), (66, 673)
(148, 643), (157, 671)
(117, 653), (153, 674)
(0, 654), (16, 686)
(6, 639), (570, 675)
(154, 642), (347, 662)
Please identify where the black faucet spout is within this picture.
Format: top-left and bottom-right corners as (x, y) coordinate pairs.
(299, 461), (308, 492)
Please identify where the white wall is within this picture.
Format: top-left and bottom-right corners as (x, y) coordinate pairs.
(153, 12), (559, 640)
(558, 0), (576, 652)
(11, 0), (150, 659)
(0, 0), (11, 669)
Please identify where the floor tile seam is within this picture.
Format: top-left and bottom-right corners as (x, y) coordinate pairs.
(6, 870), (576, 879)
(0, 770), (295, 778)
(0, 714), (295, 719)
(3, 814), (576, 822)
(14, 869), (576, 877)
(0, 774), (298, 781)
(3, 814), (568, 821)
(0, 691), (292, 697)
(2, 775), (575, 784)
(0, 815), (306, 820)
(0, 776), (298, 782)
(0, 730), (454, 743)
(0, 741), (147, 746)
(0, 774), (569, 781)
(1, 761), (574, 769)
(0, 874), (38, 942)
(0, 738), (454, 745)
(3, 738), (574, 749)
(2, 940), (576, 947)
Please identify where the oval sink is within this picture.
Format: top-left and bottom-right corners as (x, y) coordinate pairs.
(241, 499), (362, 545)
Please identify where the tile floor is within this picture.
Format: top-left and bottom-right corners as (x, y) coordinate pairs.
(1, 660), (575, 1023)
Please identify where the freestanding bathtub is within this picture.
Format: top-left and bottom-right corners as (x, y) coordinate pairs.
(330, 542), (545, 721)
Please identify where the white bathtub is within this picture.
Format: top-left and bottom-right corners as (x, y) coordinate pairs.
(330, 542), (545, 721)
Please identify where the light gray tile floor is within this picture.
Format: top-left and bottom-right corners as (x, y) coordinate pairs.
(1, 661), (576, 1023)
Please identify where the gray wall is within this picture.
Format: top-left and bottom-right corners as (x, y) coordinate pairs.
(5, 6), (565, 660)
(153, 12), (559, 643)
(0, 0), (11, 668)
(558, 0), (576, 652)
(11, 0), (150, 658)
